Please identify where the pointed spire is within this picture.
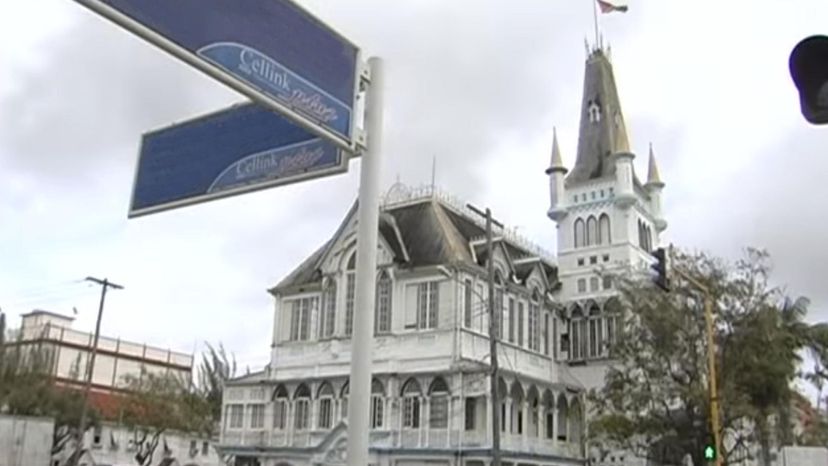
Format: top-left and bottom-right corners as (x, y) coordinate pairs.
(546, 127), (568, 175)
(646, 143), (664, 187)
(567, 48), (631, 186)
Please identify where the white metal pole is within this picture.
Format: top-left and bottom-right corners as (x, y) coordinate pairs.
(347, 56), (384, 466)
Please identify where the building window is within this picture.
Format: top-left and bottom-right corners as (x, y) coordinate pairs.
(202, 441), (209, 455)
(529, 292), (541, 352)
(587, 216), (598, 246)
(599, 214), (611, 245)
(92, 425), (102, 448)
(294, 384), (311, 431)
(341, 384), (349, 420)
(577, 258), (585, 266)
(508, 297), (516, 343)
(465, 397), (477, 431)
(345, 273), (356, 336)
(371, 379), (385, 429)
(318, 383), (334, 429)
(600, 189), (605, 197)
(273, 385), (288, 429)
(590, 277), (599, 292)
(603, 254), (610, 262)
(590, 256), (598, 265)
(591, 191), (596, 200)
(375, 271), (392, 335)
(402, 379), (422, 429)
(495, 281), (505, 338)
(464, 279), (473, 328)
(603, 275), (612, 290)
(517, 302), (525, 347)
(429, 378), (450, 429)
(249, 404), (265, 429)
(574, 218), (586, 248)
(228, 404), (244, 429)
(476, 284), (485, 332)
(417, 281), (440, 329)
(320, 280), (337, 338)
(543, 313), (550, 355)
(577, 279), (586, 294)
(289, 297), (317, 342)
(571, 306), (583, 360)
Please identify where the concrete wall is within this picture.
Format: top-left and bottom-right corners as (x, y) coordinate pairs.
(0, 414), (54, 466)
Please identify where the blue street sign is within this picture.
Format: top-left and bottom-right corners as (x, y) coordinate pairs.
(76, 0), (360, 150)
(129, 103), (348, 218)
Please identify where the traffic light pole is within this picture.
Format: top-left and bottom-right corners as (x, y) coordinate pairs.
(668, 251), (722, 466)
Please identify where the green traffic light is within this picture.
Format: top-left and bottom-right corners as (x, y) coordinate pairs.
(704, 445), (716, 460)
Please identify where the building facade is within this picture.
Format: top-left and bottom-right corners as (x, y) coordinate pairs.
(219, 42), (667, 466)
(11, 310), (193, 398)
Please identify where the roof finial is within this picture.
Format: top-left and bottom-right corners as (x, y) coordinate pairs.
(646, 143), (664, 186)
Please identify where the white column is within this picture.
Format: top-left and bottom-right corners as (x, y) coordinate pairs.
(346, 57), (385, 466)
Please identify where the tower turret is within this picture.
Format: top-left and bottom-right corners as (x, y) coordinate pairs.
(546, 127), (568, 222)
(646, 143), (667, 231)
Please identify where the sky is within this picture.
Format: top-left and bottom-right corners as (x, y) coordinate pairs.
(1, 1), (827, 378)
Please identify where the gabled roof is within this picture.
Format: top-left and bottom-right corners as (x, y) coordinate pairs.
(270, 191), (558, 293)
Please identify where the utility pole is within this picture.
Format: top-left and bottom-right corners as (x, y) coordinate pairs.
(346, 57), (385, 466)
(74, 277), (123, 465)
(468, 204), (503, 466)
(665, 248), (722, 466)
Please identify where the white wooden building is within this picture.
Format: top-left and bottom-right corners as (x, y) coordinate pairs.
(219, 40), (670, 466)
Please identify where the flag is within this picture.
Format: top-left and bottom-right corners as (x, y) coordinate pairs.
(598, 0), (628, 13)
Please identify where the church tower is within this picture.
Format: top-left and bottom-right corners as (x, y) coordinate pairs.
(547, 44), (667, 383)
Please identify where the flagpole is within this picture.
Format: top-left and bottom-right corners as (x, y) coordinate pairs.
(592, 0), (600, 49)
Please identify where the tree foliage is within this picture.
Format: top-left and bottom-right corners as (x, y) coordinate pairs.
(588, 248), (820, 466)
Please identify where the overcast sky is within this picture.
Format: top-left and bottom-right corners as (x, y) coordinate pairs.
(1, 1), (827, 374)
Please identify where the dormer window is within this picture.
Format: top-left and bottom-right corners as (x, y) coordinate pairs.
(588, 99), (602, 123)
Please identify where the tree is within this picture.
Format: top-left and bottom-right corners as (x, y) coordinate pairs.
(588, 248), (817, 466)
(197, 342), (237, 424)
(0, 318), (99, 461)
(121, 370), (213, 466)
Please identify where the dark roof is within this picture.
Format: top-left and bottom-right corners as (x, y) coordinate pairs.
(271, 196), (556, 293)
(567, 48), (633, 187)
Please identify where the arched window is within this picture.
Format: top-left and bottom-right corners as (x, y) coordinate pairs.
(510, 382), (525, 434)
(345, 252), (356, 336)
(495, 273), (505, 339)
(320, 279), (337, 338)
(570, 305), (583, 361)
(556, 395), (569, 442)
(375, 271), (392, 335)
(586, 216), (598, 246)
(527, 386), (540, 438)
(543, 390), (555, 439)
(638, 221), (645, 250)
(529, 291), (541, 352)
(599, 214), (611, 245)
(428, 377), (450, 429)
(604, 298), (623, 356)
(340, 382), (349, 419)
(574, 218), (586, 249)
(317, 383), (334, 429)
(401, 379), (422, 429)
(569, 399), (583, 445)
(272, 385), (288, 430)
(294, 384), (311, 431)
(498, 378), (509, 433)
(371, 379), (385, 429)
(647, 226), (653, 252)
(588, 303), (602, 359)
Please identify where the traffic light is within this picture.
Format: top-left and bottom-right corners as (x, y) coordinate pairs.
(704, 443), (716, 462)
(650, 247), (670, 292)
(790, 35), (828, 125)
